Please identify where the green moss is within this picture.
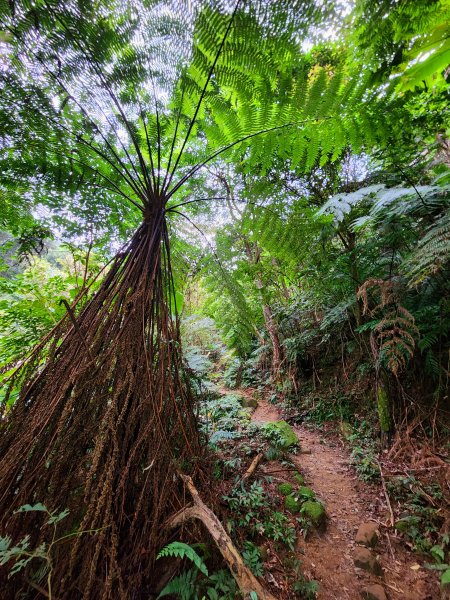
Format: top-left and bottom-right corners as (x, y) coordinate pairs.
(284, 494), (302, 513)
(238, 409), (252, 422)
(277, 482), (293, 496)
(301, 500), (326, 527)
(241, 396), (258, 409)
(339, 421), (353, 439)
(264, 420), (299, 449)
(298, 486), (315, 500)
(293, 471), (304, 485)
(394, 516), (420, 532)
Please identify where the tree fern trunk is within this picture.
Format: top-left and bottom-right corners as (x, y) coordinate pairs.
(0, 213), (207, 599)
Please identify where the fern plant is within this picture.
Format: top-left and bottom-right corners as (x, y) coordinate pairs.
(405, 210), (450, 285)
(157, 542), (209, 576)
(156, 541), (240, 600)
(357, 278), (419, 375)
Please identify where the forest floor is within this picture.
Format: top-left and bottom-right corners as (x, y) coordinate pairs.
(226, 388), (441, 600)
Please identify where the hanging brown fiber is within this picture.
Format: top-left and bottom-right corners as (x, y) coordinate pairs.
(0, 210), (207, 599)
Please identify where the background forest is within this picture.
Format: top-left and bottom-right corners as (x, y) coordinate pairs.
(0, 0), (449, 599)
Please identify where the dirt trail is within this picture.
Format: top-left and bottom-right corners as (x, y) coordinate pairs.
(250, 396), (439, 600)
(252, 399), (280, 423)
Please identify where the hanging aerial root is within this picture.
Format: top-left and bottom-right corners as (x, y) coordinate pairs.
(0, 216), (209, 599)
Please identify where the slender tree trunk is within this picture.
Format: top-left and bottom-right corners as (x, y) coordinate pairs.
(262, 301), (283, 380)
(376, 371), (392, 447)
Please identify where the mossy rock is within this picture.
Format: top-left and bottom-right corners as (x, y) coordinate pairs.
(394, 515), (421, 532)
(241, 396), (258, 409)
(298, 486), (315, 500)
(301, 500), (326, 528)
(284, 494), (302, 513)
(237, 409), (252, 422)
(338, 420), (353, 440)
(277, 482), (293, 496)
(264, 420), (299, 449)
(293, 471), (304, 485)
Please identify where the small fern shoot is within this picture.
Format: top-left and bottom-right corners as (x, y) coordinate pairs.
(157, 541), (208, 576)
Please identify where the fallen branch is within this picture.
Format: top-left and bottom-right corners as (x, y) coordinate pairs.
(166, 474), (277, 600)
(376, 459), (395, 527)
(242, 452), (264, 483)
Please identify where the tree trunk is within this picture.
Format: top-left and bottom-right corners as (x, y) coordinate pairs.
(376, 372), (392, 446)
(0, 214), (207, 599)
(262, 302), (283, 381)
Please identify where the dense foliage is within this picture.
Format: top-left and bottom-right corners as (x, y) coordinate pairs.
(0, 0), (449, 598)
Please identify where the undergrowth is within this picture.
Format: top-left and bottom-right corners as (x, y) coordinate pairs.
(286, 383), (449, 572)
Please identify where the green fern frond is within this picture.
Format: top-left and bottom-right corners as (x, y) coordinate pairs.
(406, 210), (450, 285)
(157, 542), (208, 577)
(424, 349), (440, 379)
(157, 569), (199, 600)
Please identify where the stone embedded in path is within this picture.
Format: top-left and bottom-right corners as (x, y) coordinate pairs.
(360, 584), (388, 600)
(353, 547), (383, 576)
(241, 395), (258, 409)
(356, 522), (379, 548)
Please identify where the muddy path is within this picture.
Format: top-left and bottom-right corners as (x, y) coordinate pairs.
(248, 395), (440, 600)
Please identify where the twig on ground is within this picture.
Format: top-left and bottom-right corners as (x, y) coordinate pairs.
(242, 452), (265, 483)
(385, 530), (395, 561)
(376, 459), (395, 527)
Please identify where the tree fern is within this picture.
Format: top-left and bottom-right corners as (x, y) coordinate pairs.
(158, 569), (200, 600)
(0, 0), (445, 597)
(351, 0), (450, 94)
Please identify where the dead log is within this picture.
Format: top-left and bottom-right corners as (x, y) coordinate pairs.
(242, 452), (265, 483)
(166, 474), (276, 600)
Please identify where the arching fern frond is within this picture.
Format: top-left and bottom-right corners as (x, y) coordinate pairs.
(405, 210), (450, 285)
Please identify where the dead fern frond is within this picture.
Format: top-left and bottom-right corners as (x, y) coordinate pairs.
(358, 279), (418, 375)
(357, 277), (394, 315)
